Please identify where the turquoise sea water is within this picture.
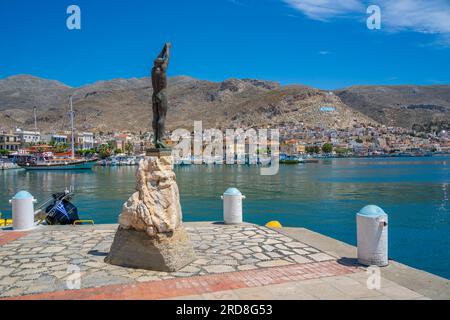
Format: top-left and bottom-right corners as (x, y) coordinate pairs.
(1, 157), (449, 279)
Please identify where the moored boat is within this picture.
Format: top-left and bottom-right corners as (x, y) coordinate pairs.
(0, 159), (20, 170)
(19, 157), (97, 170)
(17, 96), (98, 170)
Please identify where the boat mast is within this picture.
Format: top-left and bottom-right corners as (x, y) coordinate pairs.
(69, 96), (75, 159)
(33, 106), (38, 149)
(33, 106), (38, 140)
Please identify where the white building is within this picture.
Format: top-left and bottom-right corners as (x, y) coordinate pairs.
(41, 133), (68, 145)
(77, 132), (94, 150)
(15, 129), (41, 145)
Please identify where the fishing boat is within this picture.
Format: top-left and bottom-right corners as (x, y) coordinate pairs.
(0, 158), (20, 170)
(96, 159), (108, 166)
(280, 155), (300, 164)
(95, 155), (140, 167)
(173, 156), (192, 166)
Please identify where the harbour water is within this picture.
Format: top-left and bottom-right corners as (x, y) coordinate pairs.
(0, 157), (449, 279)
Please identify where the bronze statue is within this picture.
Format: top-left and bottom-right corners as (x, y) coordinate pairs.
(151, 43), (171, 149)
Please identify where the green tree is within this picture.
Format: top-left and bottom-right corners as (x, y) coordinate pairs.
(322, 143), (333, 154)
(0, 149), (10, 156)
(83, 148), (96, 156)
(54, 143), (68, 153)
(305, 146), (322, 154)
(335, 147), (351, 155)
(124, 142), (134, 155)
(98, 144), (112, 159)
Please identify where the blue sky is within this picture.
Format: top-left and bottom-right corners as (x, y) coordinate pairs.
(0, 0), (449, 89)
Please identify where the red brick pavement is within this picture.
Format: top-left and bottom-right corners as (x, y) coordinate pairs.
(0, 231), (28, 246)
(5, 260), (361, 300)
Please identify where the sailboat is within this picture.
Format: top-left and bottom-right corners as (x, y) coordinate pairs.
(19, 155), (97, 170)
(18, 97), (97, 170)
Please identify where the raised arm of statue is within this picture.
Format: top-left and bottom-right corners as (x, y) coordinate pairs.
(156, 45), (167, 60)
(154, 43), (171, 70)
(162, 43), (171, 69)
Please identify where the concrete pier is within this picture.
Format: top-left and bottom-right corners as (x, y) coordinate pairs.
(0, 222), (448, 300)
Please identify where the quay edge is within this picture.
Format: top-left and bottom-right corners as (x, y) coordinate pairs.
(275, 226), (450, 300)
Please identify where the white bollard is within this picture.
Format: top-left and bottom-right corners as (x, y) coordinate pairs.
(221, 188), (246, 225)
(9, 191), (37, 231)
(357, 205), (388, 267)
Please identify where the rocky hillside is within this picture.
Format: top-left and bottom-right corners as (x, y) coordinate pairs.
(0, 75), (375, 132)
(1, 75), (448, 133)
(335, 85), (450, 132)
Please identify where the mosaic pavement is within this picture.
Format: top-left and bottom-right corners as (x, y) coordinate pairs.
(0, 224), (336, 298)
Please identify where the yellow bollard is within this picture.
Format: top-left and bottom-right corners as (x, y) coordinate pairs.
(0, 212), (13, 227)
(0, 219), (13, 227)
(265, 221), (282, 228)
(73, 220), (95, 225)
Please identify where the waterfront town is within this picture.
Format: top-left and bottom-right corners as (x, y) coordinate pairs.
(1, 123), (449, 162)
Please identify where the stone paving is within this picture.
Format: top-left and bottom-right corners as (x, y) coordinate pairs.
(9, 260), (360, 300)
(170, 272), (431, 300)
(0, 223), (336, 298)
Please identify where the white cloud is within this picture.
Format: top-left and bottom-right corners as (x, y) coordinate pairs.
(283, 0), (450, 44)
(282, 0), (364, 21)
(379, 0), (450, 34)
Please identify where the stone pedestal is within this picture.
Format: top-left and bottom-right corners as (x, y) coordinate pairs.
(105, 227), (196, 272)
(106, 154), (196, 271)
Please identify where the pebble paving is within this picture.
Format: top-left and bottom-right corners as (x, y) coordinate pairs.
(0, 224), (334, 298)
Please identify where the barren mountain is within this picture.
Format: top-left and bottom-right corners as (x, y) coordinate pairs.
(0, 75), (72, 129)
(1, 75), (448, 133)
(335, 85), (450, 132)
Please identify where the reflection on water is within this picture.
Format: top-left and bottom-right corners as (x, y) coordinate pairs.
(440, 183), (449, 212)
(0, 157), (449, 279)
